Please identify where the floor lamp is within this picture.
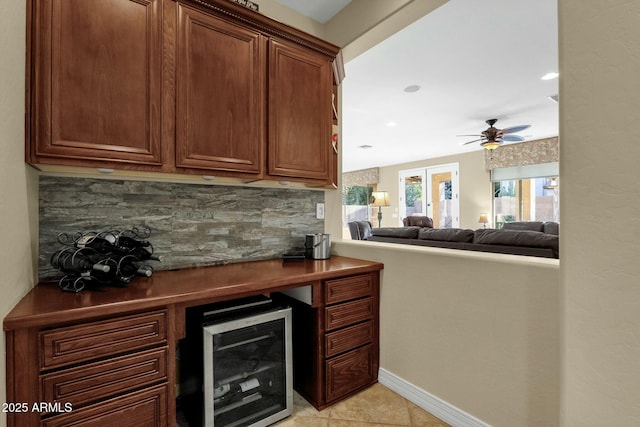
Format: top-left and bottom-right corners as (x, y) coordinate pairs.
(370, 191), (390, 228)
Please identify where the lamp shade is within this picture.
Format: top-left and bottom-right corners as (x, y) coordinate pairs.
(370, 191), (390, 207)
(478, 213), (489, 224)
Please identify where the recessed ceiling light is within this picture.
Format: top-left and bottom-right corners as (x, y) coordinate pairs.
(358, 144), (373, 149)
(404, 85), (421, 93)
(541, 72), (559, 80)
(386, 121), (397, 127)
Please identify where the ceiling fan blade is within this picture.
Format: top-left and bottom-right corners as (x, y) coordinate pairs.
(502, 134), (525, 142)
(461, 138), (483, 146)
(501, 124), (531, 134)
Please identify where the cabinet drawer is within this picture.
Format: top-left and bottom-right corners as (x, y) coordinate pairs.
(325, 344), (374, 403)
(41, 383), (168, 427)
(41, 347), (168, 410)
(325, 297), (373, 331)
(325, 321), (373, 358)
(40, 310), (167, 370)
(325, 274), (372, 304)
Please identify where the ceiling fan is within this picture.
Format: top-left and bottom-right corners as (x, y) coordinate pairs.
(459, 118), (531, 150)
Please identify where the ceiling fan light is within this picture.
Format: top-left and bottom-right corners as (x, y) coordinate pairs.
(481, 141), (501, 150)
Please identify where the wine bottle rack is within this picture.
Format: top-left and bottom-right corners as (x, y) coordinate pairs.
(49, 226), (161, 293)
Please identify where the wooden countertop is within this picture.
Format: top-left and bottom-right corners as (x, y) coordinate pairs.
(4, 256), (383, 331)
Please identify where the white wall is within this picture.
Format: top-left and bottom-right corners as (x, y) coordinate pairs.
(334, 241), (560, 427)
(376, 150), (491, 229)
(0, 1), (39, 425)
(559, 1), (640, 425)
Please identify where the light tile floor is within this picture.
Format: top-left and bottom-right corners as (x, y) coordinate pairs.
(273, 383), (450, 427)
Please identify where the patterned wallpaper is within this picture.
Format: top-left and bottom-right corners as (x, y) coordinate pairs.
(342, 167), (379, 187)
(484, 137), (559, 170)
(39, 177), (324, 279)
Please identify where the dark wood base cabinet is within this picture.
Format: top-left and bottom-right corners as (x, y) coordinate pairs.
(4, 257), (382, 427)
(279, 273), (380, 410)
(4, 310), (171, 427)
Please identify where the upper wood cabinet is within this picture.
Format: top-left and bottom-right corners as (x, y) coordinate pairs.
(267, 39), (333, 181)
(26, 0), (341, 185)
(28, 0), (164, 166)
(175, 4), (265, 176)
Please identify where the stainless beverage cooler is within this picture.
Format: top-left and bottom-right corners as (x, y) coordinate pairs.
(201, 300), (292, 427)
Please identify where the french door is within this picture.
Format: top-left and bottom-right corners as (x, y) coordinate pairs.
(399, 163), (459, 228)
(399, 169), (426, 224)
(426, 164), (459, 228)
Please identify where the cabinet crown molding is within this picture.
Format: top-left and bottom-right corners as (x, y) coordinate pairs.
(182, 0), (341, 58)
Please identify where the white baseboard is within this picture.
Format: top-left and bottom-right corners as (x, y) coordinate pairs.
(378, 368), (491, 427)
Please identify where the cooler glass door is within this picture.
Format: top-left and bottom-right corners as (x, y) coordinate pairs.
(203, 308), (292, 427)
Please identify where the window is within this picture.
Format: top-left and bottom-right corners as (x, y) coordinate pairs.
(343, 185), (374, 225)
(493, 177), (559, 227)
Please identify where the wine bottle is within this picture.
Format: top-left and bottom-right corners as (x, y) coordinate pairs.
(50, 248), (111, 274)
(214, 383), (239, 407)
(124, 246), (162, 262)
(81, 235), (162, 261)
(81, 257), (118, 284)
(114, 255), (153, 283)
(75, 234), (119, 253)
(213, 377), (261, 407)
(214, 383), (232, 400)
(238, 377), (260, 393)
(115, 235), (151, 250)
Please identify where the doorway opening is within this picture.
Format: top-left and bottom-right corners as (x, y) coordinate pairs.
(399, 163), (459, 228)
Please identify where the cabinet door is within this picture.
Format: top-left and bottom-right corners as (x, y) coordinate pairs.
(268, 39), (333, 181)
(41, 384), (168, 427)
(176, 4), (265, 176)
(30, 0), (163, 166)
(325, 344), (375, 403)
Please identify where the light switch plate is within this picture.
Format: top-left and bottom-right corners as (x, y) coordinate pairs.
(316, 203), (325, 219)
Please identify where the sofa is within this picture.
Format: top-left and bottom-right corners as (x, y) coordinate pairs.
(351, 217), (559, 259)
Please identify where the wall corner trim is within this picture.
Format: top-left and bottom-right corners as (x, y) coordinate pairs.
(378, 368), (491, 427)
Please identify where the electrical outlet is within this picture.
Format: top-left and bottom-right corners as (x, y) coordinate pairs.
(316, 203), (325, 219)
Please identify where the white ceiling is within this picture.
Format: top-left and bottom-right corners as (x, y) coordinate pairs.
(274, 0), (352, 24)
(275, 0), (559, 173)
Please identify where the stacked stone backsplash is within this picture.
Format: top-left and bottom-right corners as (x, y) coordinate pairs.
(39, 177), (324, 279)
